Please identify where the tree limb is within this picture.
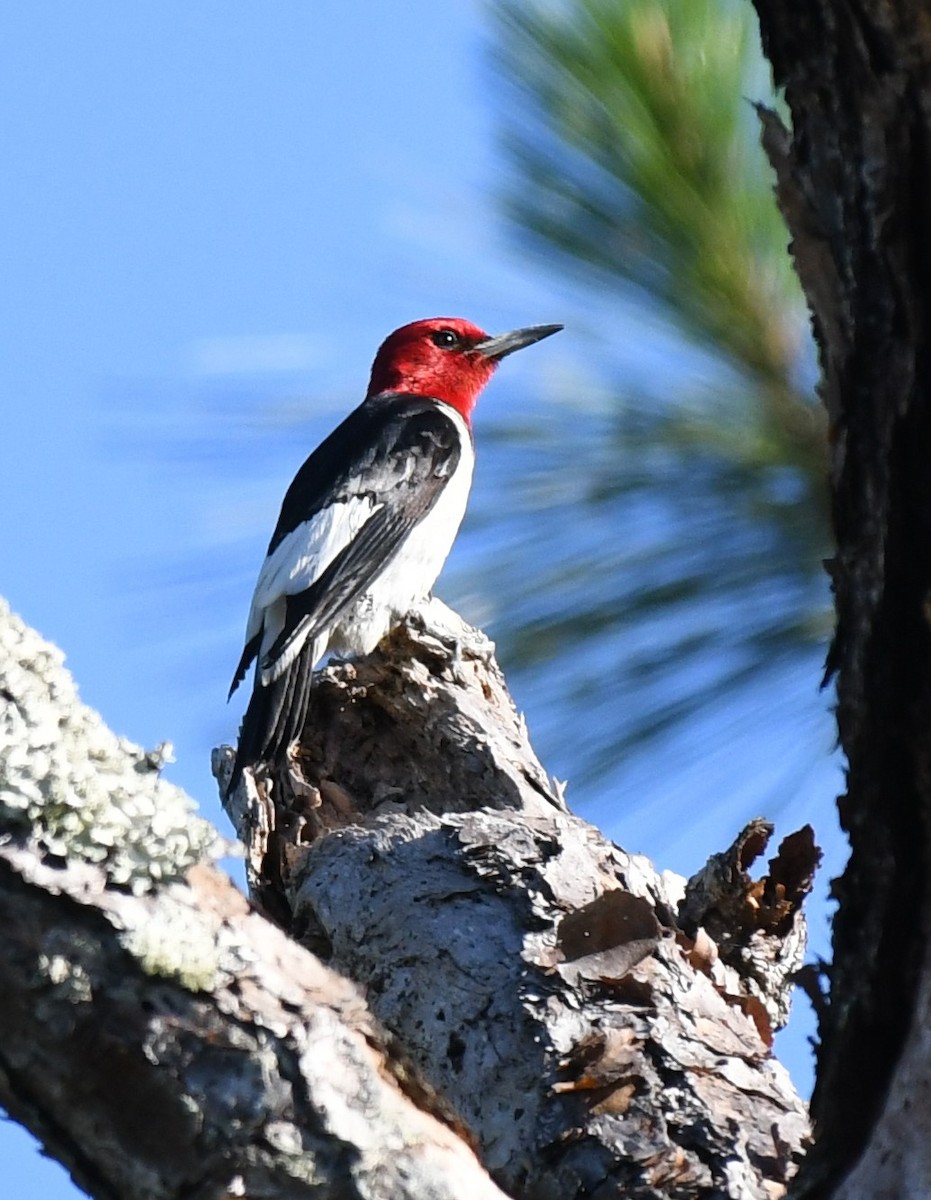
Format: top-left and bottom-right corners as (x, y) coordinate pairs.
(0, 599), (505, 1200)
(0, 590), (817, 1198)
(219, 598), (815, 1199)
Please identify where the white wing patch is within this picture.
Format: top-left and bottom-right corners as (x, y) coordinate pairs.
(329, 408), (475, 656)
(241, 496), (380, 682)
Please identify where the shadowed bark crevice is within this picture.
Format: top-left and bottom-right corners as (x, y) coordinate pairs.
(753, 3), (931, 1195)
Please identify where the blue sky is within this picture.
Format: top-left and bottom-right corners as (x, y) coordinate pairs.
(0, 5), (841, 1195)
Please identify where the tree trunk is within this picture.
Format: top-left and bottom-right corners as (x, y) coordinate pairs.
(752, 2), (931, 1196)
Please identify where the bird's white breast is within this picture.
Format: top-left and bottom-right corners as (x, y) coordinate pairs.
(330, 408), (475, 656)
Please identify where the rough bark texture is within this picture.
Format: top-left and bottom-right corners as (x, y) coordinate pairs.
(219, 598), (816, 1199)
(751, 3), (931, 1196)
(0, 592), (816, 1199)
(0, 600), (506, 1200)
(0, 591), (816, 1198)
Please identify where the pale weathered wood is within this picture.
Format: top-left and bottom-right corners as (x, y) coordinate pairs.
(1, 592), (812, 1200)
(0, 599), (505, 1200)
(220, 598), (814, 1199)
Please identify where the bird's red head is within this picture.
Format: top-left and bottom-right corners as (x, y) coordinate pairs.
(366, 317), (562, 423)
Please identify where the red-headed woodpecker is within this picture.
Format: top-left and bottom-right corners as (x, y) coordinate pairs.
(227, 316), (562, 792)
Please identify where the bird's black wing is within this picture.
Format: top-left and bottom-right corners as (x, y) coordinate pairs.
(228, 629), (262, 700)
(267, 394), (456, 552)
(260, 397), (463, 671)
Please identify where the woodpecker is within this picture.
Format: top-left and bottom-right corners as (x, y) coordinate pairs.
(227, 316), (562, 792)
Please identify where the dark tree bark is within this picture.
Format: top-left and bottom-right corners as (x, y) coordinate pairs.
(751, 3), (931, 1196)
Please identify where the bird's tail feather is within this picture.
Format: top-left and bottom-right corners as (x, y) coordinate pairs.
(227, 639), (316, 796)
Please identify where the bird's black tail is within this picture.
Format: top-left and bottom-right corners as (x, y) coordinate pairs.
(227, 641), (316, 796)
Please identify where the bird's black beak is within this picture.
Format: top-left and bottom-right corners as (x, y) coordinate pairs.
(474, 323), (563, 361)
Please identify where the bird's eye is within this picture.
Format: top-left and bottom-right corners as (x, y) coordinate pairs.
(431, 329), (461, 350)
